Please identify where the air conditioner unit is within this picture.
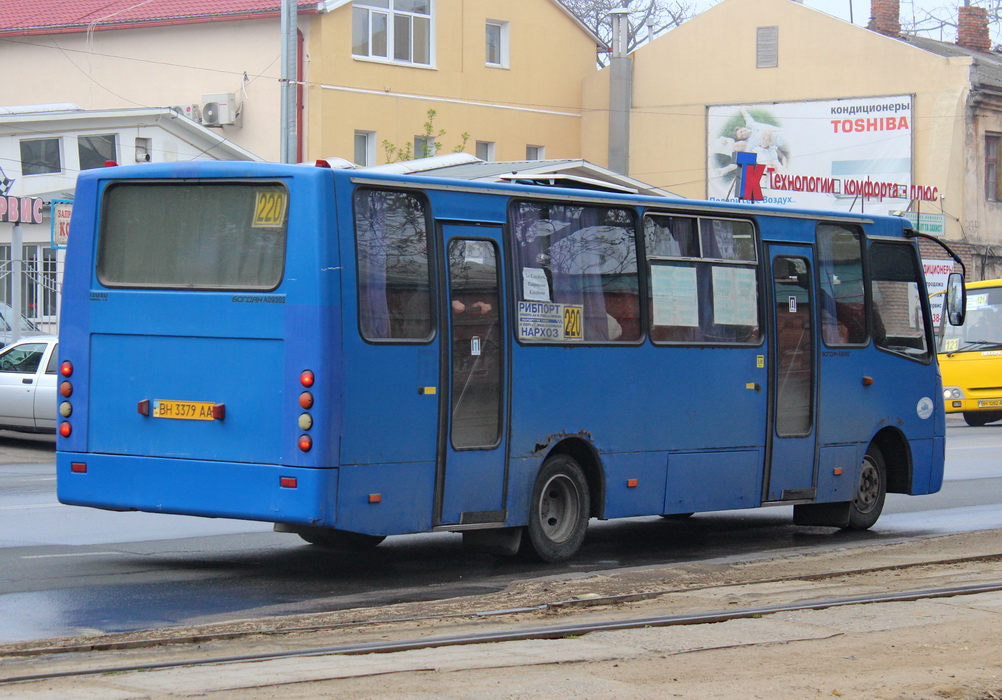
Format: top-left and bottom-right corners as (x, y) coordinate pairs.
(201, 93), (237, 127)
(170, 104), (202, 123)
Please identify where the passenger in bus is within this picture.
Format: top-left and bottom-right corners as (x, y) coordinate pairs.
(452, 300), (492, 315)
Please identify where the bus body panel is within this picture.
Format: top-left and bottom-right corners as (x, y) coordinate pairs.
(665, 449), (762, 513)
(89, 333), (285, 463)
(599, 450), (669, 518)
(815, 444), (862, 502)
(335, 462), (436, 535)
(56, 453), (334, 524)
(506, 346), (767, 455)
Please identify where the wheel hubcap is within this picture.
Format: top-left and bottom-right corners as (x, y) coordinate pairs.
(854, 456), (880, 513)
(538, 474), (579, 543)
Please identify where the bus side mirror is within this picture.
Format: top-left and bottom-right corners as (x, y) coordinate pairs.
(946, 273), (966, 326)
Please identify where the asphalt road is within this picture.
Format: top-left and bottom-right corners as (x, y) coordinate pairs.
(1, 417), (1000, 643)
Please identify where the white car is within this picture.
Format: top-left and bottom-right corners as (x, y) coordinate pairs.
(0, 335), (58, 433)
(0, 303), (44, 348)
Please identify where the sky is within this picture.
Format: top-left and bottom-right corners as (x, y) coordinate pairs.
(693, 0), (987, 44)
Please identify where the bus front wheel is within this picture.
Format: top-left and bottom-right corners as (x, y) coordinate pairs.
(845, 444), (886, 530)
(963, 411), (1002, 426)
(525, 455), (590, 563)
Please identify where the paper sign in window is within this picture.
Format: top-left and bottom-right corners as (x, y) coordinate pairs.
(712, 266), (758, 326)
(651, 264), (699, 327)
(522, 267), (551, 302)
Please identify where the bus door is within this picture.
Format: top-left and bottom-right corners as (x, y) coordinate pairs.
(766, 246), (818, 501)
(435, 224), (509, 527)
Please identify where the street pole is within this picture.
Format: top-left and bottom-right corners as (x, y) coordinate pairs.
(11, 223), (22, 344)
(280, 0), (298, 163)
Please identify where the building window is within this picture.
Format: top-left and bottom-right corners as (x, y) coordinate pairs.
(476, 141), (495, 161)
(354, 130), (376, 166)
(756, 26), (778, 68)
(353, 0), (432, 66)
(486, 20), (508, 67)
(987, 133), (1001, 200)
(526, 145), (545, 160)
(19, 138), (61, 176)
(414, 135), (437, 158)
(79, 134), (118, 170)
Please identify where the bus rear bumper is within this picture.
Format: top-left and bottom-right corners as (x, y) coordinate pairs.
(55, 452), (335, 526)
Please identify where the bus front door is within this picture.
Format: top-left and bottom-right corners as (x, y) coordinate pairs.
(766, 247), (818, 501)
(435, 225), (509, 527)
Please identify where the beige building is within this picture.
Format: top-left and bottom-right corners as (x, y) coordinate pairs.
(582, 0), (1002, 275)
(1, 0), (603, 166)
(306, 0), (601, 165)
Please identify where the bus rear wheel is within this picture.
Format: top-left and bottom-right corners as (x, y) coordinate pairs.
(525, 455), (589, 563)
(963, 411), (1002, 426)
(298, 527), (385, 551)
(845, 444), (886, 531)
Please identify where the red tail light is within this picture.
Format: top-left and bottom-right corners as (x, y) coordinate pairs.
(59, 422), (72, 438)
(60, 361), (73, 377)
(300, 370), (315, 387)
(298, 435), (312, 452)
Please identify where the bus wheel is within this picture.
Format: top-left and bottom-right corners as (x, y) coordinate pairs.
(299, 528), (385, 550)
(845, 444), (886, 530)
(963, 411), (1002, 426)
(526, 455), (589, 563)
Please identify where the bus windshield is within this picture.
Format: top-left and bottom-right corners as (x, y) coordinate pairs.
(939, 284), (1002, 353)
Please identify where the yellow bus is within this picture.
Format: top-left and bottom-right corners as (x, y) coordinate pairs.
(939, 279), (1002, 426)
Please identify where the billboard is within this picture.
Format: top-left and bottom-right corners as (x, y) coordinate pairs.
(707, 95), (939, 216)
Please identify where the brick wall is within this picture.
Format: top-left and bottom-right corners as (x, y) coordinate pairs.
(869, 0), (900, 37)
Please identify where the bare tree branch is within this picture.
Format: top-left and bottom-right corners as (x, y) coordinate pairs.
(899, 1), (1002, 46)
(558, 0), (696, 64)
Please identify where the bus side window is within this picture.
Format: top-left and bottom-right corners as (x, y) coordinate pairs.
(646, 214), (759, 345)
(817, 224), (867, 346)
(512, 201), (640, 343)
(869, 242), (930, 361)
(354, 189), (434, 341)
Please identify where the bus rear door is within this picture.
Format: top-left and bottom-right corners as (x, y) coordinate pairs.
(436, 224), (509, 528)
(767, 245), (818, 501)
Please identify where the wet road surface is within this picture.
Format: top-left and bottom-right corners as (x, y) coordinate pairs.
(1, 418), (1000, 643)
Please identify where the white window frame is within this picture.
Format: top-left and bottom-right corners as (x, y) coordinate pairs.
(486, 19), (509, 68)
(476, 140), (496, 162)
(526, 144), (545, 160)
(354, 130), (377, 166)
(414, 135), (438, 158)
(352, 0), (434, 67)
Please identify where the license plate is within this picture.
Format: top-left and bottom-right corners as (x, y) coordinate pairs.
(152, 399), (217, 421)
(978, 399), (1002, 408)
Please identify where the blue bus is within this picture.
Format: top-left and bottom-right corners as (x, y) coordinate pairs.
(56, 161), (964, 562)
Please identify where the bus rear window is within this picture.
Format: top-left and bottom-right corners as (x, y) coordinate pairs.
(97, 182), (288, 290)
